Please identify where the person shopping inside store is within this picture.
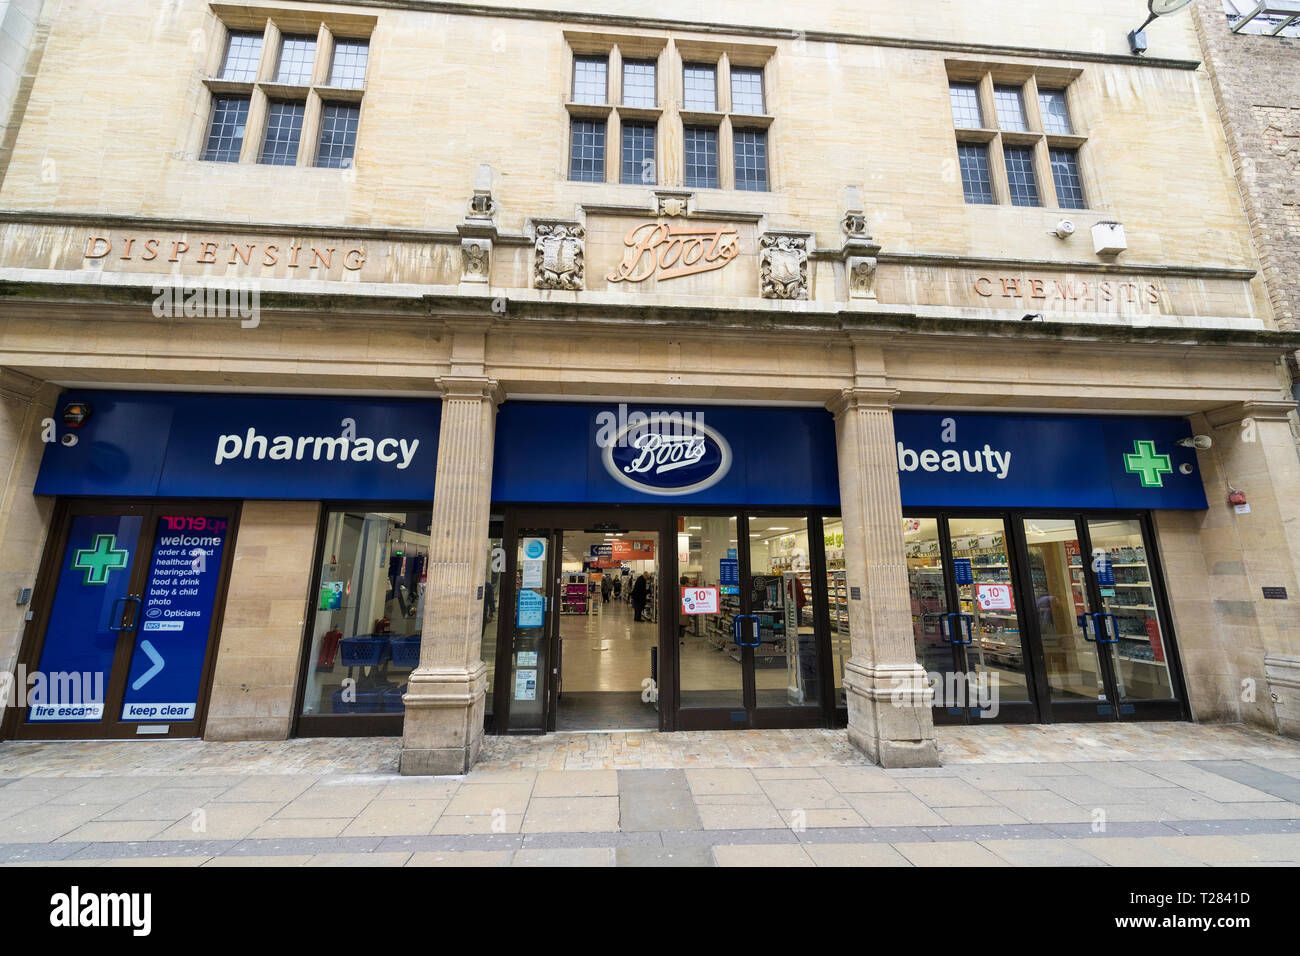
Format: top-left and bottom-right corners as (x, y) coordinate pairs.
(631, 571), (649, 621)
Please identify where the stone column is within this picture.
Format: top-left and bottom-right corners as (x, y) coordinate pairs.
(400, 373), (503, 775)
(827, 386), (939, 767)
(0, 371), (57, 734)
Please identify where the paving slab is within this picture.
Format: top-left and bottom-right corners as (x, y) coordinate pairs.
(894, 841), (1009, 867)
(619, 769), (701, 831)
(713, 844), (814, 866)
(802, 842), (912, 866)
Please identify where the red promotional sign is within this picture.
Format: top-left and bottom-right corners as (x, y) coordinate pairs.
(611, 539), (655, 560)
(681, 586), (719, 615)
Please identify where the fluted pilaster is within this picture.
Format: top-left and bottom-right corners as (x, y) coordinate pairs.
(828, 387), (939, 768)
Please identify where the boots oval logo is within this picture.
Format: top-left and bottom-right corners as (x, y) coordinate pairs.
(601, 416), (732, 497)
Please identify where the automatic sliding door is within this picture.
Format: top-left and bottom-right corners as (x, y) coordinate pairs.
(947, 516), (1031, 717)
(1085, 518), (1183, 717)
(903, 518), (958, 716)
(677, 514), (744, 712)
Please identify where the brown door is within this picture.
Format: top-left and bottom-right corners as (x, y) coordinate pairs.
(5, 499), (239, 740)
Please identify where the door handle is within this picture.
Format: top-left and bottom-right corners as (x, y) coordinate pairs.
(1079, 612), (1095, 642)
(942, 612), (973, 645)
(1092, 612), (1120, 644)
(109, 595), (142, 632)
(732, 614), (760, 647)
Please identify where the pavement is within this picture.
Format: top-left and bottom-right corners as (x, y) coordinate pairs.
(0, 722), (1297, 866)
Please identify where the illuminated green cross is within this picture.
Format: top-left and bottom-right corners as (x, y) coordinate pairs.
(72, 534), (129, 585)
(1124, 440), (1173, 488)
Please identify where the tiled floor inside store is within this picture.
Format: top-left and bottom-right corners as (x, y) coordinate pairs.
(0, 722), (1297, 866)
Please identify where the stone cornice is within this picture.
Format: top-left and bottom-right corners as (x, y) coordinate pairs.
(302, 0), (1202, 71)
(1204, 399), (1299, 427)
(0, 210), (537, 246)
(5, 277), (1300, 355)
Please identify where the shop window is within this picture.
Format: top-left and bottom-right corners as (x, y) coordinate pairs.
(748, 516), (820, 707)
(301, 509), (430, 719)
(678, 515), (742, 707)
(903, 517), (954, 704)
(821, 518), (848, 708)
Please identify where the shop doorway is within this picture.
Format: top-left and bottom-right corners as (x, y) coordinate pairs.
(553, 528), (660, 731)
(903, 510), (1188, 725)
(3, 499), (239, 740)
(494, 509), (671, 734)
(491, 507), (840, 735)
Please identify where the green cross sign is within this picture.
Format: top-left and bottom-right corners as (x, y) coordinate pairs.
(72, 534), (130, 585)
(1124, 440), (1173, 488)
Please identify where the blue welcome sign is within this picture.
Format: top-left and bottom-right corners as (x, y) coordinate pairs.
(119, 514), (230, 722)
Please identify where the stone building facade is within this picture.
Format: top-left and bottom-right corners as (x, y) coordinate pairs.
(0, 0), (1297, 772)
(1192, 0), (1300, 736)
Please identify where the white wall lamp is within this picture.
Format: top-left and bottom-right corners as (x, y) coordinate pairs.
(1129, 0), (1195, 55)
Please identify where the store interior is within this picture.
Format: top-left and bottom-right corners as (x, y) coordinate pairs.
(304, 510), (431, 717)
(555, 529), (660, 730)
(677, 515), (833, 711)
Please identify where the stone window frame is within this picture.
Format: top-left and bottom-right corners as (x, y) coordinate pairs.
(562, 32), (775, 192)
(946, 61), (1093, 211)
(200, 5), (375, 169)
(564, 33), (667, 186)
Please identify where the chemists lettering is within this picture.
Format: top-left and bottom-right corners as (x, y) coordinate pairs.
(897, 442), (1012, 479)
(214, 427), (420, 470)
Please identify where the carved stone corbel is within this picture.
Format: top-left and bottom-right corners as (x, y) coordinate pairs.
(841, 185), (881, 300)
(458, 164), (497, 285)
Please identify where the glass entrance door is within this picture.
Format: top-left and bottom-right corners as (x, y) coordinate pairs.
(1084, 518), (1184, 719)
(904, 510), (1187, 725)
(9, 500), (238, 740)
(676, 514), (829, 730)
(904, 514), (1034, 724)
(1018, 515), (1186, 721)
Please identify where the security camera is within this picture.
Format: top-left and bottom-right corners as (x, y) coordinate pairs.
(60, 433), (78, 447)
(1177, 435), (1212, 450)
(1054, 220), (1076, 240)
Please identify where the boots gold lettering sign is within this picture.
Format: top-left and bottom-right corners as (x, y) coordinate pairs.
(607, 222), (739, 283)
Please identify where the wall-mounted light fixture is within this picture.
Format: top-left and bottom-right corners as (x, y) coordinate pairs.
(1129, 0), (1195, 55)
